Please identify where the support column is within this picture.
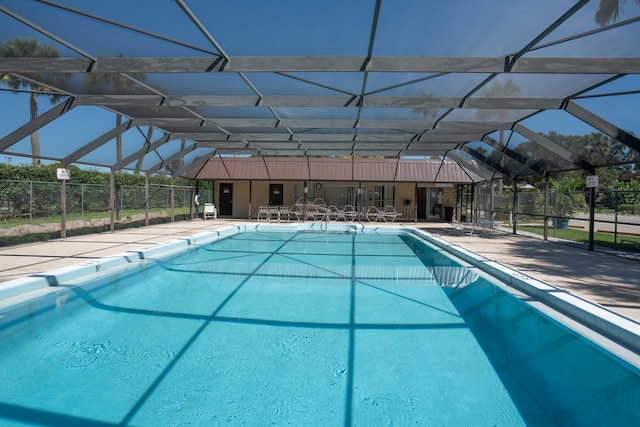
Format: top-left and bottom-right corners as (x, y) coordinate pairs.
(589, 186), (596, 251)
(303, 181), (308, 222)
(170, 175), (175, 222)
(544, 176), (549, 241)
(249, 180), (253, 220)
(414, 182), (418, 223)
(512, 178), (518, 234)
(60, 179), (67, 238)
(144, 173), (150, 226)
(109, 171), (115, 232)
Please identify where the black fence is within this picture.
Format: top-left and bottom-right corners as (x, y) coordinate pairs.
(470, 186), (640, 251)
(0, 180), (193, 222)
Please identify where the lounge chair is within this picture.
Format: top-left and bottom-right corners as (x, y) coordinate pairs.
(382, 206), (400, 222)
(449, 221), (499, 235)
(342, 205), (358, 222)
(366, 206), (385, 222)
(327, 205), (342, 221)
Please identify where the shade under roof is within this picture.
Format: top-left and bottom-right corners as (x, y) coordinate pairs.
(1, 0), (640, 182)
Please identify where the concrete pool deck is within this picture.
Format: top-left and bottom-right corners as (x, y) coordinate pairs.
(1, 219), (640, 324)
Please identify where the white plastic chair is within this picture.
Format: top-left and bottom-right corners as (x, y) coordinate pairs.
(203, 203), (217, 219)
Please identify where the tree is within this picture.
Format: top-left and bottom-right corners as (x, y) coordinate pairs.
(595, 0), (640, 26)
(475, 79), (521, 122)
(84, 58), (165, 173)
(85, 62), (145, 170)
(0, 38), (62, 167)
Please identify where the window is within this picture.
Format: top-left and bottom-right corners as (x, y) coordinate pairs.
(373, 185), (395, 207)
(323, 185), (363, 208)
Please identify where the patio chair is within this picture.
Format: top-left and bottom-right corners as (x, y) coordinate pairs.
(366, 206), (385, 222)
(268, 206), (281, 222)
(289, 205), (304, 221)
(257, 205), (270, 221)
(203, 203), (217, 220)
(382, 206), (400, 222)
(327, 205), (342, 221)
(342, 205), (358, 222)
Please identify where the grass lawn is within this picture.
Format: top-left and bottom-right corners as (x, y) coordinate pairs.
(518, 225), (640, 250)
(0, 207), (191, 229)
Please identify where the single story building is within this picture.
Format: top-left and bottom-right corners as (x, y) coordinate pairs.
(186, 157), (485, 221)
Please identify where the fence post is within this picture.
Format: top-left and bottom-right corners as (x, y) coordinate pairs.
(512, 179), (518, 234)
(29, 181), (33, 221)
(588, 187), (596, 251)
(60, 179), (66, 238)
(145, 173), (150, 226)
(109, 171), (115, 232)
(543, 176), (549, 241)
(170, 176), (175, 222)
(614, 190), (618, 244)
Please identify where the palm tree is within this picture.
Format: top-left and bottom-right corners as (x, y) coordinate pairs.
(85, 59), (163, 172)
(475, 79), (521, 122)
(0, 38), (62, 167)
(85, 67), (142, 168)
(595, 0), (640, 26)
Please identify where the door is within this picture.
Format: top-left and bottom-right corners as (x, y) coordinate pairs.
(219, 183), (233, 216)
(417, 188), (443, 221)
(269, 184), (283, 206)
(429, 188), (442, 219)
(417, 188), (427, 220)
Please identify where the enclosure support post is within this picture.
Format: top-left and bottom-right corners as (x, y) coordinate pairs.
(490, 180), (495, 220)
(588, 186), (596, 251)
(303, 181), (307, 222)
(170, 175), (175, 222)
(29, 181), (33, 222)
(60, 179), (66, 239)
(414, 182), (418, 223)
(248, 180), (252, 220)
(144, 173), (150, 226)
(512, 178), (518, 234)
(544, 176), (549, 241)
(189, 180), (195, 220)
(109, 171), (115, 232)
(471, 183), (476, 222)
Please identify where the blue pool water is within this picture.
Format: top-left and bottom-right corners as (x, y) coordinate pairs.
(0, 229), (638, 426)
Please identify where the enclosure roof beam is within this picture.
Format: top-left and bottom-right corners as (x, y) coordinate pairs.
(482, 135), (547, 177)
(4, 56), (640, 74)
(175, 153), (213, 178)
(513, 123), (595, 174)
(111, 132), (171, 172)
(0, 98), (74, 151)
(461, 146), (515, 179)
(146, 142), (198, 174)
(446, 152), (494, 182)
(61, 119), (133, 167)
(564, 100), (640, 155)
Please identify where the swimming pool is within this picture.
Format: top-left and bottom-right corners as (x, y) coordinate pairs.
(0, 224), (638, 426)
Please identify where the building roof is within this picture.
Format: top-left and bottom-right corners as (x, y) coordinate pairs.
(192, 157), (481, 183)
(1, 1), (640, 182)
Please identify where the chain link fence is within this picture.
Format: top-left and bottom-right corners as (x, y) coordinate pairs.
(0, 179), (193, 223)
